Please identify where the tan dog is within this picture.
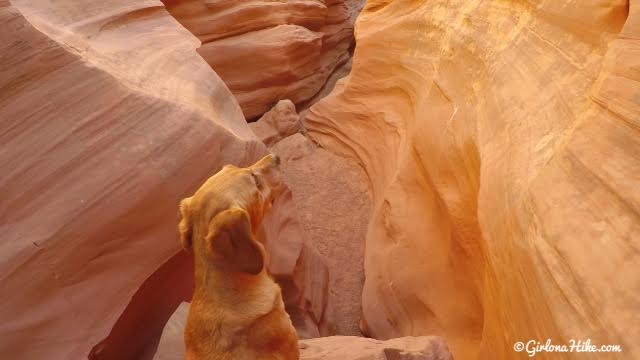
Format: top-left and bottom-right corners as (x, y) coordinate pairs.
(178, 154), (299, 360)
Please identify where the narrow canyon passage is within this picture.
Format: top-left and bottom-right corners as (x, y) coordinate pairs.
(253, 103), (372, 336)
(92, 0), (373, 357)
(157, 0), (372, 338)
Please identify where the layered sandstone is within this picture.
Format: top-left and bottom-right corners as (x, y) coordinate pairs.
(0, 1), (329, 358)
(0, 2), (257, 359)
(164, 0), (364, 119)
(305, 1), (640, 359)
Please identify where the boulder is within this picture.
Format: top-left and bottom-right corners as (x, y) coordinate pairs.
(250, 99), (305, 147)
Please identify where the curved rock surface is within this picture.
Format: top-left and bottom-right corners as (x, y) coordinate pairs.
(165, 0), (364, 119)
(305, 0), (640, 359)
(0, 0), (328, 358)
(0, 1), (262, 359)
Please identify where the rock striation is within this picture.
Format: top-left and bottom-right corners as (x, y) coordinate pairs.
(305, 0), (640, 359)
(0, 1), (260, 359)
(164, 0), (364, 119)
(0, 1), (329, 358)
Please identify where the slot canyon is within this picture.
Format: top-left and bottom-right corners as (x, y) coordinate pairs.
(0, 1), (638, 360)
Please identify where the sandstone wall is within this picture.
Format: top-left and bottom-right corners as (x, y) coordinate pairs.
(0, 0), (327, 358)
(0, 1), (265, 358)
(305, 1), (640, 359)
(164, 0), (364, 119)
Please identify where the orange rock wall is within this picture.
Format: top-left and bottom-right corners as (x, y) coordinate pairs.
(305, 1), (640, 359)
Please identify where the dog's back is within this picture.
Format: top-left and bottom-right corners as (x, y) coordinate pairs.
(184, 273), (299, 360)
(178, 155), (299, 360)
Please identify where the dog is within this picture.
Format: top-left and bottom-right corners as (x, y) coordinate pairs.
(178, 154), (299, 360)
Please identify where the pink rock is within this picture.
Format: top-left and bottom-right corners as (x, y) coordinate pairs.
(0, 1), (264, 358)
(165, 0), (365, 119)
(260, 186), (331, 339)
(250, 99), (304, 147)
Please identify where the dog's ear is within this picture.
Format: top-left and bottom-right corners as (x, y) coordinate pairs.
(178, 197), (193, 251)
(205, 208), (264, 275)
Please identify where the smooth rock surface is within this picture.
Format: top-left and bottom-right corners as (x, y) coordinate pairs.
(0, 1), (263, 359)
(153, 302), (189, 360)
(305, 1), (640, 359)
(0, 1), (327, 358)
(165, 0), (365, 119)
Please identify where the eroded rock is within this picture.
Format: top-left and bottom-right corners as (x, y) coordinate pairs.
(305, 1), (640, 359)
(165, 0), (365, 119)
(0, 1), (264, 359)
(252, 101), (371, 336)
(250, 99), (304, 147)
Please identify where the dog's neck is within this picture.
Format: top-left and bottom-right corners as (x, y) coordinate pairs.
(191, 260), (277, 307)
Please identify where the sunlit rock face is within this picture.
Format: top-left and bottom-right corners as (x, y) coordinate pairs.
(305, 1), (640, 359)
(164, 0), (364, 119)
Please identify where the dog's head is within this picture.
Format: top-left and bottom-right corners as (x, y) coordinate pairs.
(178, 154), (281, 275)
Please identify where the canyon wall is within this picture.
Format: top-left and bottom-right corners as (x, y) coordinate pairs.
(0, 0), (329, 358)
(164, 0), (364, 119)
(305, 0), (640, 359)
(0, 1), (261, 358)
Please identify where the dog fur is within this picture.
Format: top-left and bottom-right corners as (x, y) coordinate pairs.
(178, 154), (299, 360)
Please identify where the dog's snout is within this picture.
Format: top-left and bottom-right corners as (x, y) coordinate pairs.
(252, 154), (280, 172)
